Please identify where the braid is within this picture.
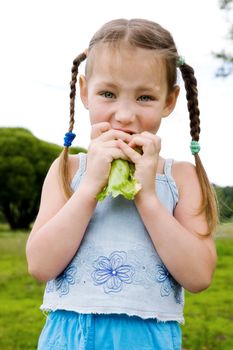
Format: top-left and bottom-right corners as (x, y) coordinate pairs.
(179, 63), (218, 234)
(69, 52), (87, 132)
(59, 52), (87, 199)
(179, 63), (200, 141)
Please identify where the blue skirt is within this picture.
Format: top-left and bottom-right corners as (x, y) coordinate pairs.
(38, 310), (182, 350)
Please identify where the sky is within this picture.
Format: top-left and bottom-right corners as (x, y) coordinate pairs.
(0, 0), (232, 186)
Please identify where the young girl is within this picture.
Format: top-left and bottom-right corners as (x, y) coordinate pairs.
(26, 18), (218, 350)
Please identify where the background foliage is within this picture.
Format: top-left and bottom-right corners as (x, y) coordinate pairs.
(214, 185), (233, 221)
(0, 127), (86, 230)
(215, 0), (233, 76)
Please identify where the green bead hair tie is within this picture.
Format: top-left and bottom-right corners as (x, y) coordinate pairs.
(177, 56), (185, 67)
(190, 140), (201, 155)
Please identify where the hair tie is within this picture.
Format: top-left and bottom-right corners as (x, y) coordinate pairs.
(190, 140), (201, 155)
(177, 56), (185, 67)
(83, 49), (88, 57)
(64, 132), (76, 147)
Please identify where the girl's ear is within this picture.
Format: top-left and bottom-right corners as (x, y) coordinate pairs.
(162, 85), (180, 118)
(79, 75), (89, 109)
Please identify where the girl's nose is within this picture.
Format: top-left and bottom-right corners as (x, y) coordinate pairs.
(114, 108), (136, 124)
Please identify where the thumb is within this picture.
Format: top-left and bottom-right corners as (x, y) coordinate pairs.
(90, 122), (111, 139)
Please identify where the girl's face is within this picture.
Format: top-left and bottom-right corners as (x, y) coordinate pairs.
(80, 44), (179, 136)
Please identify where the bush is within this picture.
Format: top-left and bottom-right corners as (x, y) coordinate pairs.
(0, 128), (85, 230)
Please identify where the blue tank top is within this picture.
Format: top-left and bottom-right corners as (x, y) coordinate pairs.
(41, 153), (184, 323)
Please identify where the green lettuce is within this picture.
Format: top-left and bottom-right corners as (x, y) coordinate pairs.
(96, 159), (141, 201)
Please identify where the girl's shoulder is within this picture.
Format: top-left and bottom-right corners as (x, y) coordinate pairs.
(47, 153), (80, 182)
(172, 160), (197, 175)
(171, 160), (199, 193)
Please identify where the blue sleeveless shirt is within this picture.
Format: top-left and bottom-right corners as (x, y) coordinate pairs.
(41, 153), (184, 323)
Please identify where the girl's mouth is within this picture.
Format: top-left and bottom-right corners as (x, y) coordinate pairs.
(113, 128), (136, 135)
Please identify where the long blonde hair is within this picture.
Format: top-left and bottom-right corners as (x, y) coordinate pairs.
(59, 18), (218, 235)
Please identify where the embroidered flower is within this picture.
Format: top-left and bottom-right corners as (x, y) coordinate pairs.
(92, 251), (135, 294)
(156, 263), (182, 304)
(45, 242), (102, 296)
(54, 264), (77, 296)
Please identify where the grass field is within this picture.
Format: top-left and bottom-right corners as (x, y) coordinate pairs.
(0, 223), (233, 350)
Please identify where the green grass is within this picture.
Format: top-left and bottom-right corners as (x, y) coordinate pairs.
(0, 223), (233, 350)
(0, 226), (45, 350)
(182, 236), (233, 350)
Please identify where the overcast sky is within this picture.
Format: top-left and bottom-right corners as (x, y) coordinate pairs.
(0, 0), (232, 186)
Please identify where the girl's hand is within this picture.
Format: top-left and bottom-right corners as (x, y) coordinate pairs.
(82, 122), (132, 195)
(117, 132), (161, 198)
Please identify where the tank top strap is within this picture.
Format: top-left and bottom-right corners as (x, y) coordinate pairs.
(78, 152), (87, 174)
(163, 158), (174, 180)
(163, 158), (179, 205)
(71, 153), (87, 190)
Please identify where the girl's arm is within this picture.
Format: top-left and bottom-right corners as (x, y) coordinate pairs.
(26, 156), (98, 282)
(26, 124), (132, 282)
(135, 161), (216, 293)
(118, 134), (217, 293)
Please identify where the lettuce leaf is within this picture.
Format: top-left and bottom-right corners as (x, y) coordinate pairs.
(96, 159), (141, 201)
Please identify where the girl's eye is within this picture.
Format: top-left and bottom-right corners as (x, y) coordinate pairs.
(138, 95), (154, 102)
(100, 91), (115, 99)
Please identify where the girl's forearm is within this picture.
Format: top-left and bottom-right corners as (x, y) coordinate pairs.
(26, 183), (97, 282)
(135, 194), (216, 293)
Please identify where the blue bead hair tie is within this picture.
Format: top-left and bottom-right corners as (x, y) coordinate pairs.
(190, 140), (201, 155)
(64, 132), (76, 147)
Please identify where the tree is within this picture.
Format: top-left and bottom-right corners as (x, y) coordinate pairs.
(0, 128), (85, 230)
(214, 185), (233, 221)
(215, 0), (233, 76)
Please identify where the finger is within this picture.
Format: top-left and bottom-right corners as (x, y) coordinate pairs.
(95, 129), (133, 143)
(129, 132), (156, 145)
(91, 146), (130, 162)
(129, 136), (160, 157)
(90, 139), (129, 150)
(117, 139), (142, 163)
(108, 148), (131, 161)
(141, 132), (161, 148)
(91, 122), (111, 139)
(129, 134), (161, 153)
(143, 134), (161, 153)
